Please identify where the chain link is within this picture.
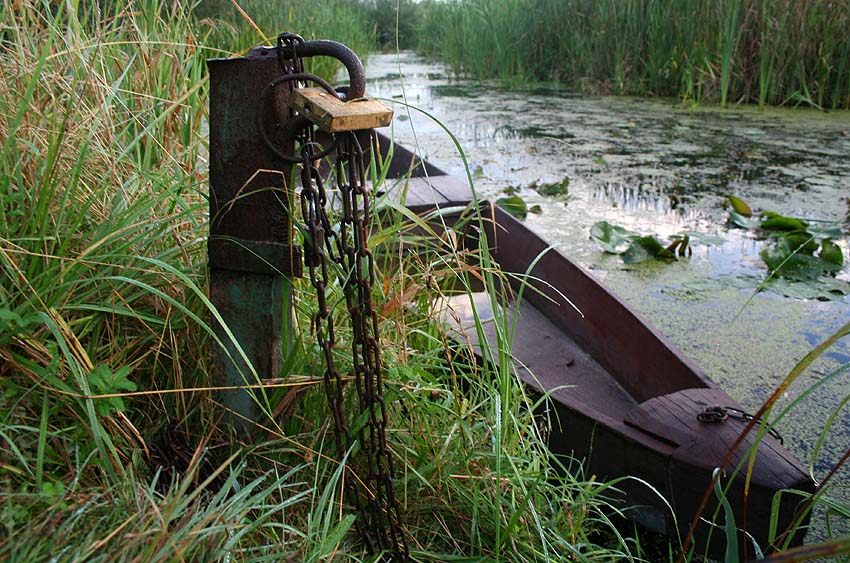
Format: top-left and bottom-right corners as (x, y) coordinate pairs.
(279, 43), (408, 561)
(300, 151), (375, 552)
(299, 134), (409, 560)
(697, 405), (784, 444)
(336, 133), (409, 559)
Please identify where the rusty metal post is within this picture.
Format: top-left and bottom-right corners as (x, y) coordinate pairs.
(207, 48), (301, 433)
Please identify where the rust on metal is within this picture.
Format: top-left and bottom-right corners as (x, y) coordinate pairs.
(206, 36), (368, 429)
(207, 45), (300, 429)
(277, 37), (366, 99)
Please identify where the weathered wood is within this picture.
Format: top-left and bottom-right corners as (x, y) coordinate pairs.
(372, 175), (474, 211)
(292, 87), (393, 132)
(480, 205), (710, 403)
(364, 131), (448, 178)
(445, 291), (636, 419)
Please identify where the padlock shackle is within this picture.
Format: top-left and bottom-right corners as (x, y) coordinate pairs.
(278, 39), (365, 100)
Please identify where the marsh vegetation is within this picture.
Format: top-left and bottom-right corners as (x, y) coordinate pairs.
(1, 1), (849, 562)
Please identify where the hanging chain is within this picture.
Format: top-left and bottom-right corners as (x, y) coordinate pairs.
(300, 149), (376, 551)
(336, 133), (409, 559)
(299, 134), (409, 561)
(278, 37), (409, 561)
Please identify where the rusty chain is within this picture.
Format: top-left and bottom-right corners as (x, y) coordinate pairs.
(278, 37), (409, 561)
(697, 405), (784, 444)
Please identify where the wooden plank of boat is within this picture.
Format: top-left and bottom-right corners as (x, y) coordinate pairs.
(374, 175), (473, 209)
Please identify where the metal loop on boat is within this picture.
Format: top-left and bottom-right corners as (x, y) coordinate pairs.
(697, 405), (784, 445)
(697, 405), (728, 423)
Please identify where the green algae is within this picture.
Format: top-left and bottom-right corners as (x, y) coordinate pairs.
(364, 52), (850, 537)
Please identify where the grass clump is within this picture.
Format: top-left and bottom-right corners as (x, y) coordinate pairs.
(0, 2), (639, 561)
(416, 0), (850, 109)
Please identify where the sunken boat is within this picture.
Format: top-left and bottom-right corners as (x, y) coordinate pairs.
(369, 133), (816, 559)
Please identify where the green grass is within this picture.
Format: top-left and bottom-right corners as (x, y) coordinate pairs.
(0, 2), (637, 561)
(1, 1), (849, 562)
(416, 0), (850, 109)
(197, 0), (375, 79)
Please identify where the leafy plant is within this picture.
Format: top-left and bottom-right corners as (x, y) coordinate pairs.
(496, 194), (541, 219)
(726, 196), (846, 282)
(623, 236), (677, 264)
(590, 221), (695, 263)
(87, 365), (138, 416)
(533, 177), (570, 197)
(590, 221), (640, 254)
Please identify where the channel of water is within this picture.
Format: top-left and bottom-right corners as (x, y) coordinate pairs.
(361, 52), (850, 528)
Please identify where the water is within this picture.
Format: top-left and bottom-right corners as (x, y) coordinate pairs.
(361, 52), (850, 527)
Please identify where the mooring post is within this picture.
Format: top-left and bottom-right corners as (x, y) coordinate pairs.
(207, 48), (301, 434)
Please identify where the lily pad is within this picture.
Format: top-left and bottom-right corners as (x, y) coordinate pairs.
(675, 230), (726, 246)
(728, 211), (758, 229)
(623, 236), (676, 264)
(534, 177), (570, 197)
(765, 277), (850, 301)
(760, 236), (838, 279)
(726, 194), (752, 217)
(811, 225), (844, 240)
(760, 214), (809, 231)
(820, 239), (844, 266)
(496, 195), (529, 220)
(779, 231), (819, 255)
(590, 221), (639, 254)
(685, 274), (850, 301)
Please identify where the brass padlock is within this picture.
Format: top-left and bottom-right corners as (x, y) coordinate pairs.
(291, 87), (393, 133)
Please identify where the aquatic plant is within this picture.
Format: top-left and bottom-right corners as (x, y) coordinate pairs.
(416, 0), (850, 109)
(725, 195), (849, 298)
(590, 221), (702, 263)
(590, 194), (849, 300)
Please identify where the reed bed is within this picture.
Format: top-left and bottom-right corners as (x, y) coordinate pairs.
(198, 0), (375, 78)
(417, 0), (850, 109)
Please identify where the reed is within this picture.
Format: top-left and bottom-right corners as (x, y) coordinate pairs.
(417, 0), (850, 109)
(197, 0), (375, 78)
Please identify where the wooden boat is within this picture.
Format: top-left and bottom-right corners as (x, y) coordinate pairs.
(369, 132), (816, 559)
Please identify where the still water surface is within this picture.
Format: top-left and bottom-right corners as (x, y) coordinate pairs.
(363, 51), (850, 525)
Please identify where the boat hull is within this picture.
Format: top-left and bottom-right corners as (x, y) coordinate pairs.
(370, 134), (815, 558)
(424, 202), (812, 559)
